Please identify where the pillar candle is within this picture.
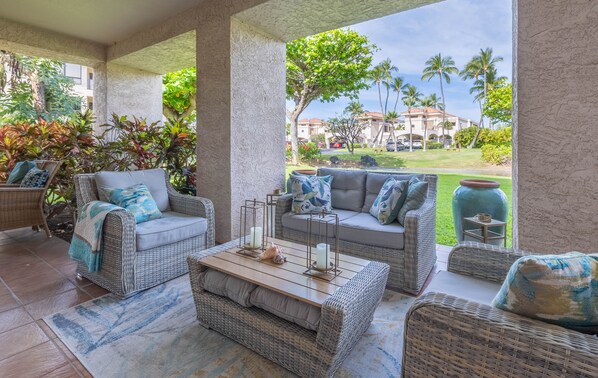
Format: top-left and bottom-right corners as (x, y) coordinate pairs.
(249, 226), (263, 248)
(315, 243), (330, 270)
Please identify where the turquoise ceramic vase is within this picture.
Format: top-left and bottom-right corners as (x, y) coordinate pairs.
(452, 179), (508, 244)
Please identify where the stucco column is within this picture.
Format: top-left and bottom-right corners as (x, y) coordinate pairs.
(513, 0), (598, 252)
(92, 62), (163, 133)
(196, 18), (286, 243)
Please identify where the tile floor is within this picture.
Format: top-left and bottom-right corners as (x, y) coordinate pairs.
(0, 227), (451, 377)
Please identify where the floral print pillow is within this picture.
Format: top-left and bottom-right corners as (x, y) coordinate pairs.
(369, 177), (408, 225)
(290, 175), (333, 214)
(103, 183), (162, 223)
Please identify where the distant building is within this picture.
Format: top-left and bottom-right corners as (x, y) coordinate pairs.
(63, 63), (94, 111)
(399, 107), (476, 144)
(297, 118), (328, 141)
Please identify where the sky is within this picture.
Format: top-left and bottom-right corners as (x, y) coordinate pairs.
(290, 0), (512, 122)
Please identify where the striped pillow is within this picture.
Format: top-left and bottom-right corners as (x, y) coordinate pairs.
(397, 177), (428, 225)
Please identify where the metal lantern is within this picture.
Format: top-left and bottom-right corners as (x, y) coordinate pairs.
(304, 210), (341, 281)
(238, 199), (267, 257)
(266, 189), (284, 240)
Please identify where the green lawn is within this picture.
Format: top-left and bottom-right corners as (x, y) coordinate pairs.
(285, 164), (512, 247)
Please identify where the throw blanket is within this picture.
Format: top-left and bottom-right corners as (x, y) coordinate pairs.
(69, 201), (123, 272)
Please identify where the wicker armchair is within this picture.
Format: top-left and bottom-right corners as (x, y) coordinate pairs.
(0, 160), (61, 237)
(73, 171), (215, 297)
(402, 242), (598, 377)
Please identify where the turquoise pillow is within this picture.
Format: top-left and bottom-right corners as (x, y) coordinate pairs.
(290, 174), (333, 214)
(397, 177), (428, 225)
(103, 183), (162, 224)
(20, 168), (49, 188)
(492, 252), (598, 334)
(7, 161), (37, 184)
(369, 177), (408, 225)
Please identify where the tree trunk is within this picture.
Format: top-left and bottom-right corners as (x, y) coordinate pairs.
(408, 110), (413, 152)
(390, 122), (397, 152)
(28, 69), (45, 116)
(439, 75), (446, 147)
(289, 111), (300, 165)
(469, 101), (485, 148)
(371, 122), (384, 147)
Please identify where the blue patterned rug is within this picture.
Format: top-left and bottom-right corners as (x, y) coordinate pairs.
(45, 275), (414, 377)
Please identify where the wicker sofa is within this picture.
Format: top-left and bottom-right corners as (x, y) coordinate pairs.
(402, 242), (598, 377)
(73, 169), (215, 297)
(275, 168), (437, 294)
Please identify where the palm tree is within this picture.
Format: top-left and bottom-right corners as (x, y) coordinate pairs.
(460, 48), (504, 146)
(401, 84), (422, 152)
(369, 58), (398, 146)
(419, 94), (443, 151)
(421, 53), (458, 146)
(390, 76), (407, 113)
(385, 110), (401, 151)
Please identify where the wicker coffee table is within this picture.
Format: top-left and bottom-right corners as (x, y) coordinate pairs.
(187, 237), (389, 378)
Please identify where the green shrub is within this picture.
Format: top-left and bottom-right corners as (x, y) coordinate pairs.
(485, 126), (512, 146)
(350, 143), (362, 149)
(481, 144), (512, 165)
(299, 142), (321, 161)
(311, 133), (326, 144)
(454, 126), (512, 148)
(426, 141), (443, 149)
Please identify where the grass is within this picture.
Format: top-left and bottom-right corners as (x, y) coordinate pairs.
(286, 162), (512, 247)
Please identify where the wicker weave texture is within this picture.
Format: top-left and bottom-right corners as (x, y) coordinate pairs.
(0, 160), (61, 237)
(187, 243), (389, 378)
(73, 171), (215, 298)
(275, 173), (437, 294)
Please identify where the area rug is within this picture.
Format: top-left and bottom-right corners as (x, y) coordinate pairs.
(45, 275), (415, 377)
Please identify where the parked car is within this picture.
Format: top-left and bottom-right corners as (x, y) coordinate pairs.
(330, 142), (345, 148)
(412, 141), (423, 149)
(386, 141), (405, 151)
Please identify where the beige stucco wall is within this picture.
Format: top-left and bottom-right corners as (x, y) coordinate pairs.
(514, 0), (598, 252)
(196, 17), (285, 243)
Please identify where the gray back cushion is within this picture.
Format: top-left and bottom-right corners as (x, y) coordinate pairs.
(95, 168), (170, 211)
(362, 172), (424, 212)
(318, 168), (366, 212)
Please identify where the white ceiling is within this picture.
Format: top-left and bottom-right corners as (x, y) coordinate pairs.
(0, 0), (205, 45)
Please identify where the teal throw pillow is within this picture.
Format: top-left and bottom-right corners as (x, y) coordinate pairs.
(397, 177), (428, 225)
(492, 252), (598, 334)
(7, 161), (37, 184)
(19, 168), (49, 188)
(369, 177), (408, 225)
(103, 183), (162, 224)
(290, 174), (333, 214)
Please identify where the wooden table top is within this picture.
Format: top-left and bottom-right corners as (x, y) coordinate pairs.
(198, 237), (370, 307)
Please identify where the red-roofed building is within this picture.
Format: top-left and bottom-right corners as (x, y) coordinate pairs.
(400, 107), (476, 144)
(297, 118), (328, 141)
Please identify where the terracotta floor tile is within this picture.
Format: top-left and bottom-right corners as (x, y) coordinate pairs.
(8, 271), (76, 305)
(0, 340), (69, 378)
(0, 322), (49, 360)
(52, 259), (78, 277)
(38, 319), (58, 339)
(71, 360), (92, 378)
(24, 288), (91, 320)
(82, 283), (110, 298)
(68, 272), (93, 288)
(52, 337), (77, 362)
(0, 293), (20, 313)
(0, 282), (10, 296)
(45, 363), (82, 378)
(0, 307), (33, 333)
(0, 259), (57, 284)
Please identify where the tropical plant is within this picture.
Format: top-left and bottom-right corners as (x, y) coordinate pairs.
(298, 142), (321, 161)
(327, 101), (366, 154)
(162, 67), (196, 122)
(368, 58), (398, 146)
(421, 53), (458, 146)
(460, 48), (504, 146)
(385, 110), (402, 151)
(286, 29), (375, 164)
(483, 80), (512, 126)
(0, 52), (82, 123)
(401, 84), (422, 152)
(481, 144), (512, 165)
(419, 94), (443, 151)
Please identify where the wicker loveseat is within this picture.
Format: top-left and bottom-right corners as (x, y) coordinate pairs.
(275, 168), (437, 294)
(402, 242), (598, 377)
(73, 169), (215, 297)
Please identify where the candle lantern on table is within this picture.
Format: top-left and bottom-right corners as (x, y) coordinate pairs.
(266, 189), (284, 240)
(304, 210), (341, 281)
(238, 199), (267, 258)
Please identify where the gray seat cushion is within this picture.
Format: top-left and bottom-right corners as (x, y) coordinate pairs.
(198, 268), (257, 307)
(95, 168), (170, 211)
(281, 209), (358, 235)
(135, 211), (207, 251)
(423, 271), (501, 305)
(318, 168), (366, 212)
(338, 213), (405, 249)
(250, 286), (321, 331)
(362, 172), (424, 213)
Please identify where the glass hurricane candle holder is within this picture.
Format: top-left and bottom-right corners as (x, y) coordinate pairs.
(237, 199), (266, 258)
(304, 209), (341, 281)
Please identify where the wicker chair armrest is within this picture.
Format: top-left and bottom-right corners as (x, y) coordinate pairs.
(317, 262), (389, 354)
(167, 185), (215, 248)
(0, 183), (19, 187)
(101, 209), (137, 293)
(402, 196), (437, 293)
(0, 187), (45, 203)
(403, 292), (598, 377)
(274, 193), (293, 238)
(448, 242), (529, 283)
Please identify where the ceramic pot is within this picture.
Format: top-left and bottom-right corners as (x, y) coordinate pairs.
(286, 169), (317, 192)
(452, 179), (508, 244)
